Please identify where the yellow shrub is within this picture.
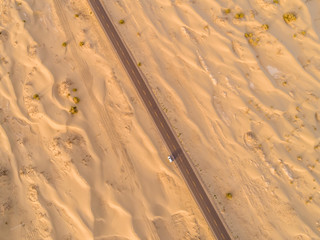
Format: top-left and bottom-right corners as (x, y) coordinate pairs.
(283, 12), (297, 24)
(69, 106), (78, 114)
(73, 97), (80, 104)
(235, 12), (245, 19)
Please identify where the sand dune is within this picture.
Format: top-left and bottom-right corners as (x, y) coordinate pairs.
(0, 0), (320, 239)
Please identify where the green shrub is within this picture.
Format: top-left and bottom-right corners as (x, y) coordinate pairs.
(72, 88), (77, 92)
(273, 0), (279, 3)
(79, 41), (85, 46)
(262, 24), (269, 30)
(119, 19), (125, 24)
(137, 62), (142, 67)
(283, 12), (297, 24)
(75, 14), (79, 18)
(62, 42), (67, 47)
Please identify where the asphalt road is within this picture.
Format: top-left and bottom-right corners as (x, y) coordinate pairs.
(88, 1), (232, 239)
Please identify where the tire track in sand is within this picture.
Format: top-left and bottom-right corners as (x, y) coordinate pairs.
(52, 0), (159, 239)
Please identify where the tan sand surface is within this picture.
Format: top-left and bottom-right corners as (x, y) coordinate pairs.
(0, 0), (320, 239)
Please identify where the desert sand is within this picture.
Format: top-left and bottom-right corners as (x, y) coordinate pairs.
(0, 0), (320, 239)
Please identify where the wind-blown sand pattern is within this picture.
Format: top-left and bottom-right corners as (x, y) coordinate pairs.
(0, 0), (320, 239)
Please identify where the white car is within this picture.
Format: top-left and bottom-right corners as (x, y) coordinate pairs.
(168, 155), (174, 163)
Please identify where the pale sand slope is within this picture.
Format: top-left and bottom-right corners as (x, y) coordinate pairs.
(102, 0), (320, 239)
(0, 0), (213, 240)
(0, 0), (320, 240)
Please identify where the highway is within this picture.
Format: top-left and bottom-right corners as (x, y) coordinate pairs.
(87, 1), (232, 239)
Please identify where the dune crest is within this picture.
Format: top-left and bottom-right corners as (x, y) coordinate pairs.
(1, 0), (320, 239)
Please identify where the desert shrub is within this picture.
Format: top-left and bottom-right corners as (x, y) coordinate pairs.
(72, 88), (77, 92)
(33, 94), (40, 100)
(223, 9), (231, 14)
(73, 97), (80, 104)
(251, 38), (259, 45)
(119, 19), (125, 24)
(75, 14), (79, 18)
(262, 24), (269, 30)
(137, 62), (142, 67)
(244, 32), (260, 46)
(244, 32), (253, 38)
(283, 12), (297, 24)
(235, 12), (245, 19)
(273, 0), (279, 4)
(294, 30), (306, 38)
(79, 41), (85, 46)
(62, 42), (67, 47)
(226, 193), (233, 199)
(69, 106), (78, 114)
(306, 196), (313, 204)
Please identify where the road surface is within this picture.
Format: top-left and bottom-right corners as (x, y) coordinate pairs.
(88, 1), (232, 239)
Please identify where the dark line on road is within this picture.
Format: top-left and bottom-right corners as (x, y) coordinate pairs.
(88, 1), (232, 239)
